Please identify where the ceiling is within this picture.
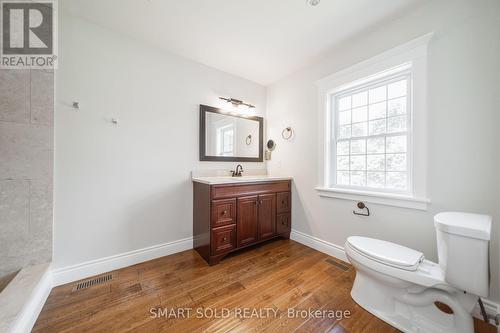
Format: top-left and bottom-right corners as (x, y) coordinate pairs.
(61, 0), (424, 85)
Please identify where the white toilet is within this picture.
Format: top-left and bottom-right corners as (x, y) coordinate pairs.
(345, 212), (492, 333)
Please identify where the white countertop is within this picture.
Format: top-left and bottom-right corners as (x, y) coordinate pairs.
(192, 175), (292, 185)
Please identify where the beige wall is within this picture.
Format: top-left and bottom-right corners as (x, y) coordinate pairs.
(0, 69), (54, 277)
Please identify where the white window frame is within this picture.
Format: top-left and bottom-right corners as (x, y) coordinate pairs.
(315, 34), (433, 210)
(331, 69), (412, 195)
(217, 124), (235, 156)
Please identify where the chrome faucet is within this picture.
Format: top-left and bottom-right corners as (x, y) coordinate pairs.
(231, 164), (244, 177)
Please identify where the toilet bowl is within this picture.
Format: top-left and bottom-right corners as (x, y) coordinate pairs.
(345, 212), (492, 333)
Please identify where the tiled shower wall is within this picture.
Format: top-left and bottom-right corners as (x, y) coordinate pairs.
(0, 69), (53, 278)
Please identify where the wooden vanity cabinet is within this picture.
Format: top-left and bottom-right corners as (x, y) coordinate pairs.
(236, 196), (259, 247)
(193, 180), (291, 265)
(257, 193), (277, 241)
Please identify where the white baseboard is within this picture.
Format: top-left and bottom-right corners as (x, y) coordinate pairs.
(290, 228), (500, 328)
(473, 298), (500, 328)
(51, 237), (193, 286)
(290, 229), (348, 262)
(8, 265), (53, 333)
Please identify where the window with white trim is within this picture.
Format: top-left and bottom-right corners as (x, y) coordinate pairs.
(316, 34), (433, 210)
(332, 69), (411, 194)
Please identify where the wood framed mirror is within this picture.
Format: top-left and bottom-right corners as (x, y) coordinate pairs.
(199, 104), (263, 162)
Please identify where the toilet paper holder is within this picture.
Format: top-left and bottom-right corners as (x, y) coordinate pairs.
(353, 202), (370, 216)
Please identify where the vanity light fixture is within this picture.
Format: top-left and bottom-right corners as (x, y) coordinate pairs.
(219, 97), (255, 108)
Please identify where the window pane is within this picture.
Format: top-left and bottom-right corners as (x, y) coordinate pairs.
(352, 106), (367, 123)
(350, 139), (366, 155)
(386, 153), (407, 171)
(221, 128), (234, 154)
(352, 91), (367, 107)
(387, 172), (407, 189)
(388, 97), (406, 116)
(369, 101), (386, 120)
(337, 141), (350, 155)
(369, 85), (386, 104)
(386, 135), (407, 153)
(367, 154), (385, 171)
(332, 74), (410, 193)
(368, 119), (386, 135)
(337, 171), (350, 185)
(337, 156), (350, 170)
(338, 96), (351, 111)
(367, 137), (385, 154)
(388, 79), (407, 99)
(339, 125), (351, 139)
(387, 115), (407, 133)
(339, 110), (351, 125)
(350, 171), (366, 186)
(367, 172), (385, 188)
(350, 155), (366, 171)
(351, 122), (367, 137)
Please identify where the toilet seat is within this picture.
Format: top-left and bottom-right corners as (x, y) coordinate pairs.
(345, 237), (446, 288)
(347, 236), (424, 271)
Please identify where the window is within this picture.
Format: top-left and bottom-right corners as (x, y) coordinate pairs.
(315, 34), (432, 210)
(333, 72), (411, 193)
(218, 124), (234, 156)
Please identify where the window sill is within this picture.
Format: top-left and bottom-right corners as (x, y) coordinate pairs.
(314, 186), (430, 211)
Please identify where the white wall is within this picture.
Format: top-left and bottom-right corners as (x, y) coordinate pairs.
(266, 0), (500, 302)
(53, 12), (266, 269)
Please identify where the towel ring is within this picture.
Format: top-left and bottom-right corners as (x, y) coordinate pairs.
(245, 135), (252, 145)
(281, 127), (293, 140)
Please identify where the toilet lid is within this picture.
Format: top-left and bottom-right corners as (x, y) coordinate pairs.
(347, 236), (424, 271)
(434, 212), (492, 240)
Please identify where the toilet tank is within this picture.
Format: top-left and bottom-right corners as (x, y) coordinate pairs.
(434, 212), (492, 297)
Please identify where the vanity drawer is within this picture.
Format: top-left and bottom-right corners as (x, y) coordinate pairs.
(211, 225), (236, 255)
(277, 192), (291, 214)
(277, 214), (291, 234)
(211, 198), (236, 227)
(212, 181), (290, 199)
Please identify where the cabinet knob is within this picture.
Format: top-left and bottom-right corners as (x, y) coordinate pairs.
(223, 210), (228, 215)
(223, 236), (227, 241)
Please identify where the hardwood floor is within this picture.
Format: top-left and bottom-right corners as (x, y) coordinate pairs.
(33, 240), (495, 333)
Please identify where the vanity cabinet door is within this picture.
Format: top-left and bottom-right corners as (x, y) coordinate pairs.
(211, 225), (236, 255)
(237, 196), (259, 247)
(258, 194), (276, 240)
(277, 214), (291, 235)
(277, 192), (291, 214)
(211, 198), (236, 228)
